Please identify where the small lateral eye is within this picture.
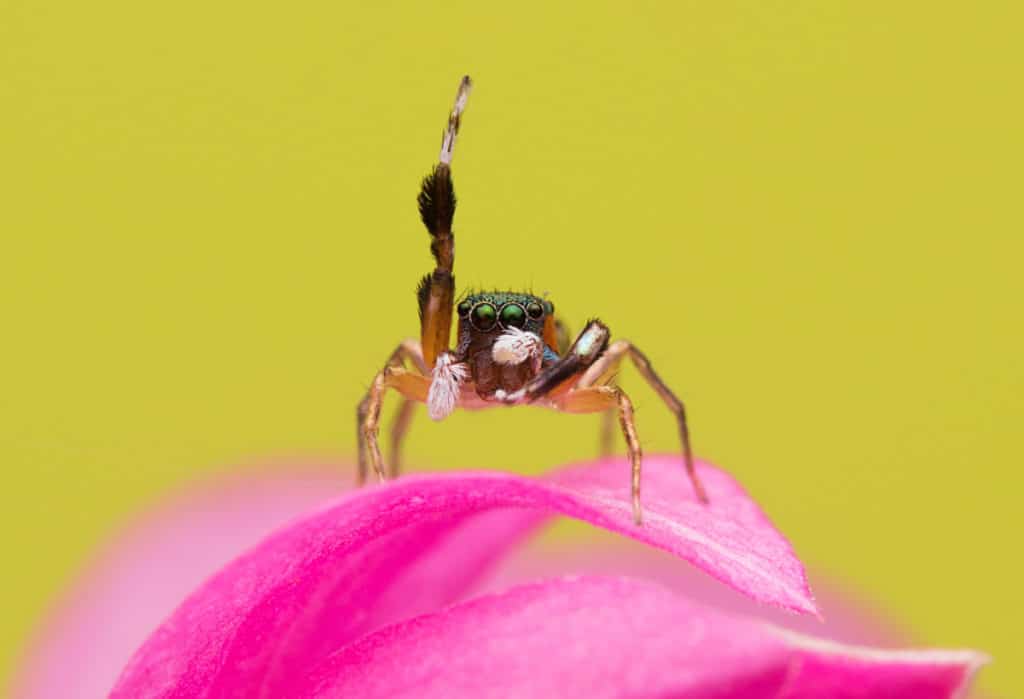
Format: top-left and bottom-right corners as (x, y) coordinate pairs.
(526, 301), (544, 319)
(457, 300), (472, 317)
(470, 302), (497, 330)
(499, 303), (526, 329)
(545, 301), (555, 315)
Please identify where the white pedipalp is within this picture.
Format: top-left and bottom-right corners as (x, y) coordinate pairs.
(492, 327), (544, 372)
(427, 352), (469, 421)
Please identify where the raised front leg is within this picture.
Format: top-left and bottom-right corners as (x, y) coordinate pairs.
(416, 76), (472, 368)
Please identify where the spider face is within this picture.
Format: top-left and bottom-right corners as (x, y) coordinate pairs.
(454, 292), (559, 398)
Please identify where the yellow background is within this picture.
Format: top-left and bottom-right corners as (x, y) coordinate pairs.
(2, 1), (1020, 694)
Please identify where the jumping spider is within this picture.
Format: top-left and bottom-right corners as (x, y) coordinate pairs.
(357, 76), (709, 524)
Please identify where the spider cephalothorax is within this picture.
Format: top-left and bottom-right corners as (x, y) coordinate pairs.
(452, 292), (561, 400)
(356, 76), (709, 524)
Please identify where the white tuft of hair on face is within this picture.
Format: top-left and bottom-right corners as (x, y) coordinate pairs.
(492, 327), (543, 372)
(427, 352), (469, 421)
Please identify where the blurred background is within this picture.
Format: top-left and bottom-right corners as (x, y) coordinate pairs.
(2, 1), (1020, 695)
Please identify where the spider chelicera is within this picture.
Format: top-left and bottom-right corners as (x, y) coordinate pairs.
(356, 76), (709, 524)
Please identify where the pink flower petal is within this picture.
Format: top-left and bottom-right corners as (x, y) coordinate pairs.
(111, 456), (815, 697)
(11, 467), (346, 699)
(547, 455), (816, 615)
(296, 576), (985, 699)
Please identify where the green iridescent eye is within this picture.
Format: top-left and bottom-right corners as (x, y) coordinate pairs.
(526, 301), (544, 319)
(457, 300), (472, 317)
(470, 302), (497, 330)
(500, 303), (526, 329)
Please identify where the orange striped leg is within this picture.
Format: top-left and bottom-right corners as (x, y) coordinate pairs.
(358, 366), (431, 485)
(356, 341), (426, 485)
(558, 385), (644, 525)
(577, 340), (707, 504)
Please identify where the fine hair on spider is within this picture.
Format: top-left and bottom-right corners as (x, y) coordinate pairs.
(356, 75), (709, 525)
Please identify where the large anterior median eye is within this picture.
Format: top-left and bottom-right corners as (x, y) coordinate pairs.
(499, 303), (526, 329)
(470, 302), (497, 331)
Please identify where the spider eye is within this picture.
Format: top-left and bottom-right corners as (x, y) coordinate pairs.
(470, 302), (497, 331)
(457, 300), (472, 317)
(526, 301), (544, 319)
(499, 303), (527, 329)
(545, 301), (555, 315)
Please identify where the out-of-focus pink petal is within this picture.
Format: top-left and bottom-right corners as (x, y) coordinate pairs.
(779, 631), (987, 699)
(11, 467), (345, 699)
(111, 456), (814, 697)
(297, 576), (986, 699)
